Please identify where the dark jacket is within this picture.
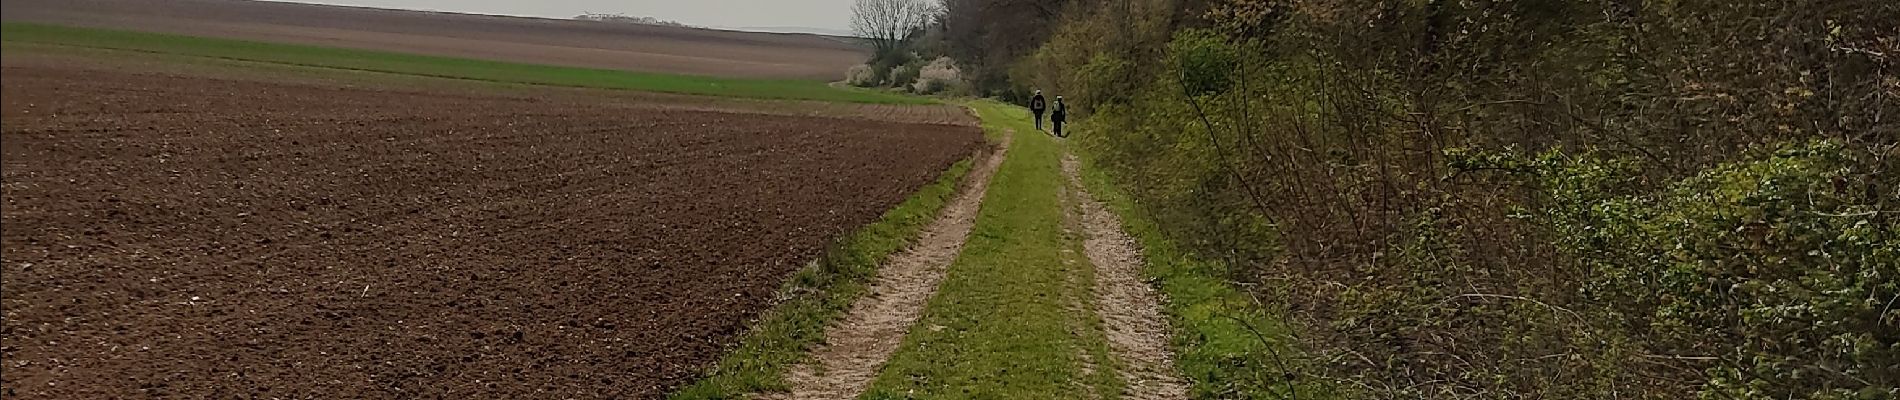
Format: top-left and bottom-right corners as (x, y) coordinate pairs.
(1051, 101), (1067, 121)
(1030, 94), (1047, 113)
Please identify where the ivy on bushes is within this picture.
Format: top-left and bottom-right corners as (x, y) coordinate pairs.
(1452, 140), (1900, 399)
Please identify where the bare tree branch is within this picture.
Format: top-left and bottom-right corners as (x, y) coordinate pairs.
(852, 0), (938, 56)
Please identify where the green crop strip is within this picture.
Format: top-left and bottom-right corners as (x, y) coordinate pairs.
(0, 23), (926, 104)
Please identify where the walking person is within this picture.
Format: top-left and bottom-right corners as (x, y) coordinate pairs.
(1029, 90), (1048, 131)
(1051, 96), (1068, 138)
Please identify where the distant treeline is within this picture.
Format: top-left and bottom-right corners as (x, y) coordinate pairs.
(573, 13), (692, 28)
(929, 0), (1899, 398)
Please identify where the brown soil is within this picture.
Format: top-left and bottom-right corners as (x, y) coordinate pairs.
(0, 0), (869, 80)
(766, 131), (1012, 400)
(1062, 153), (1188, 400)
(0, 65), (982, 398)
(0, 48), (977, 128)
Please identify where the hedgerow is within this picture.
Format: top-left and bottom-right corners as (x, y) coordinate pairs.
(1006, 0), (1899, 397)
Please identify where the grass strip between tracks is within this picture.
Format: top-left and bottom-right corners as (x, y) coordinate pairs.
(670, 153), (978, 398)
(0, 22), (926, 104)
(861, 101), (1120, 399)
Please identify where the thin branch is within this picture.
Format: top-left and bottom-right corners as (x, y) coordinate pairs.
(1178, 70), (1283, 228)
(1218, 311), (1301, 400)
(1439, 293), (1589, 327)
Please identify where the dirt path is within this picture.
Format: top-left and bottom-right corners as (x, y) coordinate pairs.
(1062, 152), (1189, 400)
(765, 130), (1014, 399)
(1058, 182), (1105, 400)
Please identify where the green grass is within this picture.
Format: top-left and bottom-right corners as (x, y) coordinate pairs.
(0, 22), (926, 104)
(861, 101), (1120, 399)
(1072, 140), (1330, 398)
(668, 156), (975, 399)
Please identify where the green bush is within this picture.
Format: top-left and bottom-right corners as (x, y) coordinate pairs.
(863, 51), (918, 87)
(1169, 30), (1237, 97)
(1513, 141), (1899, 399)
(889, 59), (924, 90)
(920, 78), (949, 94)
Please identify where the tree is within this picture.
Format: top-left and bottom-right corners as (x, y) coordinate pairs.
(851, 0), (939, 57)
(937, 0), (1071, 95)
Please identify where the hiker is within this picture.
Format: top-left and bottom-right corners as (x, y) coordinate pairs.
(1033, 90), (1048, 130)
(1029, 90), (1048, 130)
(1051, 96), (1068, 138)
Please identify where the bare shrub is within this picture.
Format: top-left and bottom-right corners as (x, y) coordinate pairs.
(910, 57), (962, 94)
(844, 64), (877, 87)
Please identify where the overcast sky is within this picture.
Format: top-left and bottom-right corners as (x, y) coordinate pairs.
(273, 0), (857, 31)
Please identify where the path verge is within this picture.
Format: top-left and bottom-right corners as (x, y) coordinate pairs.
(1069, 148), (1318, 399)
(763, 128), (1013, 399)
(671, 141), (995, 399)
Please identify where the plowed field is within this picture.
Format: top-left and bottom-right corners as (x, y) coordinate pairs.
(0, 0), (869, 80)
(0, 65), (983, 398)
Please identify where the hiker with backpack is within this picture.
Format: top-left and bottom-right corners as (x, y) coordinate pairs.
(1029, 90), (1048, 131)
(1051, 96), (1068, 138)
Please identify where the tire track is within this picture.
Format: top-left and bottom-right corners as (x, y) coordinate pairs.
(1062, 152), (1188, 400)
(764, 130), (1014, 400)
